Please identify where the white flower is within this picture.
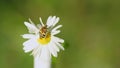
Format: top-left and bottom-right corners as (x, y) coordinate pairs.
(22, 16), (64, 68)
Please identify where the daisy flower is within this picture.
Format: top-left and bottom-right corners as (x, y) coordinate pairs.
(22, 16), (64, 68)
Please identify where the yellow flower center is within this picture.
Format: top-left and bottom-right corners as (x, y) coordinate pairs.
(37, 34), (51, 45)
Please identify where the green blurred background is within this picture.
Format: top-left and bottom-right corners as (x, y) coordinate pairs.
(0, 0), (120, 68)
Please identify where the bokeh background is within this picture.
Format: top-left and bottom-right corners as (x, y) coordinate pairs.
(0, 0), (120, 68)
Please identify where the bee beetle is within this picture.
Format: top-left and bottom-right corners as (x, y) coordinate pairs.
(39, 25), (48, 38)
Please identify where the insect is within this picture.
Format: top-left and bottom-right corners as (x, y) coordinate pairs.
(39, 25), (50, 38)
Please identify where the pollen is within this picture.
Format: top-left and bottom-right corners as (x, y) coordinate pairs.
(37, 34), (51, 45)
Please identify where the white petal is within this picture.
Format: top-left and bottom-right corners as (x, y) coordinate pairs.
(24, 22), (39, 33)
(22, 34), (35, 39)
(52, 36), (64, 50)
(46, 16), (52, 27)
(51, 41), (60, 52)
(34, 47), (51, 68)
(52, 25), (62, 32)
(52, 17), (59, 27)
(52, 36), (64, 43)
(31, 45), (42, 57)
(52, 30), (61, 35)
(50, 16), (56, 26)
(40, 46), (51, 60)
(23, 39), (38, 53)
(37, 24), (41, 29)
(23, 39), (33, 46)
(46, 16), (59, 27)
(29, 18), (34, 24)
(55, 42), (64, 50)
(52, 44), (60, 52)
(48, 43), (58, 57)
(49, 16), (56, 26)
(39, 17), (44, 26)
